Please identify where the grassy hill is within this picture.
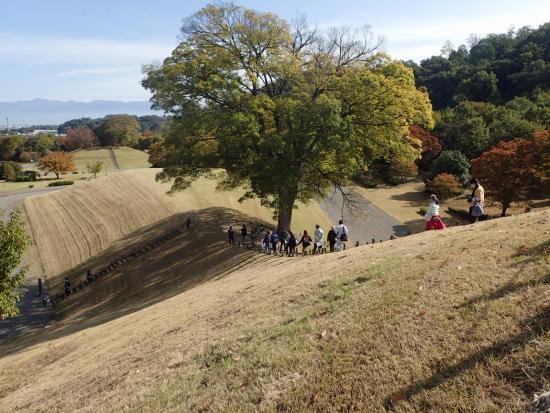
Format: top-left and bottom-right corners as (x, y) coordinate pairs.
(73, 147), (150, 171)
(0, 197), (548, 411)
(23, 169), (332, 279)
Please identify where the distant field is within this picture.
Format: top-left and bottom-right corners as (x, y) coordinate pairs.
(0, 147), (150, 193)
(73, 148), (114, 171)
(73, 147), (150, 171)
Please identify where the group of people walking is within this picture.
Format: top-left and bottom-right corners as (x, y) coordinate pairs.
(227, 178), (486, 255)
(424, 177), (486, 231)
(227, 219), (349, 256)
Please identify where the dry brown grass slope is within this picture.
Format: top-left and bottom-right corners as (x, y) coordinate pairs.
(0, 208), (548, 412)
(23, 169), (332, 279)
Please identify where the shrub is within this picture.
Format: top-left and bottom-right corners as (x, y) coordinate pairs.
(428, 173), (463, 199)
(15, 175), (32, 182)
(387, 158), (418, 185)
(28, 184), (34, 188)
(48, 180), (74, 187)
(72, 171), (79, 174)
(429, 150), (470, 185)
(0, 161), (22, 182)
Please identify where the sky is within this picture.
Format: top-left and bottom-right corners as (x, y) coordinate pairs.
(1, 0), (548, 102)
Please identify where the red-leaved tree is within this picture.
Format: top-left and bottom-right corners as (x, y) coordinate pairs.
(409, 125), (442, 172)
(470, 137), (544, 216)
(63, 127), (97, 150)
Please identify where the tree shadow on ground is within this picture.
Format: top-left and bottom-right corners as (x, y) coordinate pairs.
(385, 239), (550, 410)
(388, 191), (427, 208)
(0, 207), (274, 357)
(385, 305), (550, 410)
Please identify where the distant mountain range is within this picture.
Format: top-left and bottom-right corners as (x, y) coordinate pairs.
(0, 99), (161, 127)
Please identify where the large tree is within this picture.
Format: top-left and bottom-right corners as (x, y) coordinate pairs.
(95, 115), (140, 147)
(0, 210), (30, 318)
(143, 4), (433, 230)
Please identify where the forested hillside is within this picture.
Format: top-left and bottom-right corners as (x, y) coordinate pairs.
(408, 23), (550, 109)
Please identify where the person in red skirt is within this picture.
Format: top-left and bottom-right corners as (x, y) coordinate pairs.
(424, 194), (446, 231)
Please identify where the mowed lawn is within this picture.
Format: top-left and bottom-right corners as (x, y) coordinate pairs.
(112, 147), (150, 169)
(73, 148), (115, 171)
(0, 147), (150, 193)
(73, 147), (150, 171)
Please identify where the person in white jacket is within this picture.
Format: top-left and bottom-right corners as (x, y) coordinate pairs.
(313, 224), (324, 254)
(424, 194), (446, 230)
(335, 219), (348, 251)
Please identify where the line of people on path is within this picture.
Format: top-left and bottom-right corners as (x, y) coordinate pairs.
(424, 177), (486, 231)
(227, 220), (349, 256)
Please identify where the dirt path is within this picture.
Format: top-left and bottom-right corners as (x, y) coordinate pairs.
(320, 188), (410, 244)
(109, 148), (120, 169)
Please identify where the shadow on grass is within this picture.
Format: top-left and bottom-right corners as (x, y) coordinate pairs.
(385, 305), (550, 410)
(0, 207), (273, 357)
(458, 272), (550, 309)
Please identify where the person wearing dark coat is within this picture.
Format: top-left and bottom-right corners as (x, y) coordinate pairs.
(327, 226), (337, 252)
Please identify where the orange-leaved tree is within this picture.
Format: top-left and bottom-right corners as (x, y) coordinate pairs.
(38, 151), (76, 179)
(428, 173), (462, 199)
(470, 137), (544, 216)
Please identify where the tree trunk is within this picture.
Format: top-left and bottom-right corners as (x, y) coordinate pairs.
(55, 172), (59, 179)
(277, 206), (293, 232)
(277, 185), (298, 231)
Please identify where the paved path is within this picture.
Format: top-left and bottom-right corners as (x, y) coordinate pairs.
(0, 186), (64, 222)
(109, 148), (120, 169)
(0, 281), (55, 342)
(320, 188), (411, 245)
(0, 187), (62, 342)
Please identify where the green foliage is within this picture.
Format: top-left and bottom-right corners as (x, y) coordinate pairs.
(411, 23), (550, 109)
(0, 210), (30, 318)
(95, 115), (141, 147)
(86, 161), (103, 178)
(0, 136), (25, 160)
(0, 161), (22, 182)
(58, 115), (168, 135)
(133, 133), (163, 151)
(47, 180), (74, 187)
(58, 117), (103, 134)
(429, 150), (470, 185)
(137, 115), (169, 132)
(35, 134), (55, 153)
(386, 157), (418, 185)
(142, 4), (433, 229)
(435, 102), (492, 158)
(455, 70), (500, 103)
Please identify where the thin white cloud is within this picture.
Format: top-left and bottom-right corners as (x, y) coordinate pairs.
(0, 32), (175, 64)
(55, 66), (139, 78)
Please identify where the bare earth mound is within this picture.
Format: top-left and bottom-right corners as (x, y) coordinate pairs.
(24, 169), (332, 279)
(0, 207), (548, 412)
